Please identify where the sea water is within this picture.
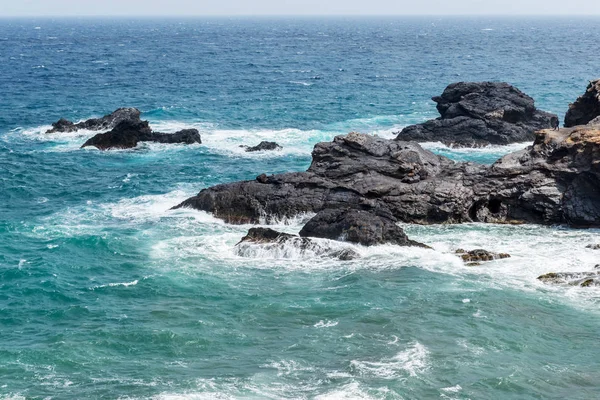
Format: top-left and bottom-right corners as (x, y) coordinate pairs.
(1, 17), (600, 399)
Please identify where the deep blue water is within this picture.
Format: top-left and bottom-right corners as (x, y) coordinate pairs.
(1, 17), (600, 399)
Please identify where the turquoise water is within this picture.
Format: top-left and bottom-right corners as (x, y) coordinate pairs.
(1, 17), (600, 399)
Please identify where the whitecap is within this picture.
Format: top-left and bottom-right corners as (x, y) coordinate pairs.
(441, 384), (463, 393)
(91, 280), (138, 289)
(289, 80), (312, 86)
(314, 382), (379, 400)
(314, 320), (338, 328)
(350, 341), (430, 379)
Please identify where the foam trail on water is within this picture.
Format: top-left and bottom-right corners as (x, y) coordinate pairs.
(350, 341), (430, 380)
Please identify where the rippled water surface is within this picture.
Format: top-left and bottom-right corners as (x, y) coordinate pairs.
(1, 17), (600, 399)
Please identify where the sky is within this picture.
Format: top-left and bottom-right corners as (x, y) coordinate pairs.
(2, 0), (600, 16)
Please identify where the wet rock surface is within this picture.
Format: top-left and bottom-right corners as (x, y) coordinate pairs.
(564, 79), (600, 127)
(175, 124), (600, 228)
(537, 272), (600, 287)
(81, 120), (201, 150)
(395, 82), (557, 147)
(243, 141), (282, 152)
(235, 227), (360, 260)
(46, 108), (141, 133)
(299, 208), (428, 247)
(455, 249), (511, 263)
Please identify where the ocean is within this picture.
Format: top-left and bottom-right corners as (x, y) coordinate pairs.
(1, 17), (599, 399)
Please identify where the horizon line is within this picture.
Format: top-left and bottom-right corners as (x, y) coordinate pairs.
(2, 14), (600, 18)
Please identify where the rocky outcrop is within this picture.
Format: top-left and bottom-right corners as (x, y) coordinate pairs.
(455, 249), (510, 263)
(537, 272), (600, 287)
(174, 123), (600, 228)
(235, 227), (360, 260)
(243, 141), (282, 152)
(46, 108), (141, 133)
(298, 208), (427, 247)
(564, 79), (600, 127)
(588, 116), (600, 126)
(81, 120), (201, 150)
(396, 82), (557, 147)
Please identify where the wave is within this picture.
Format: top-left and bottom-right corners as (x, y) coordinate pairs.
(350, 341), (430, 380)
(4, 112), (433, 158)
(91, 279), (139, 290)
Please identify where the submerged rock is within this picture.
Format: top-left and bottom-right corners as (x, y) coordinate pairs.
(299, 208), (428, 247)
(564, 79), (600, 127)
(455, 249), (510, 263)
(537, 272), (600, 287)
(243, 141), (282, 152)
(235, 227), (360, 260)
(81, 120), (201, 150)
(396, 82), (557, 147)
(586, 244), (600, 250)
(238, 227), (296, 243)
(46, 108), (141, 133)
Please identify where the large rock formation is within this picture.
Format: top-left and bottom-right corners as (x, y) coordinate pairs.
(564, 79), (600, 127)
(396, 82), (557, 147)
(299, 208), (427, 247)
(174, 125), (600, 228)
(46, 108), (141, 133)
(81, 119), (201, 150)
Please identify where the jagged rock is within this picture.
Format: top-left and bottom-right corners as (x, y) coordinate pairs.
(299, 208), (427, 247)
(235, 227), (360, 260)
(81, 119), (201, 150)
(174, 124), (600, 228)
(564, 79), (600, 127)
(243, 141), (282, 152)
(586, 244), (600, 250)
(396, 82), (557, 147)
(588, 116), (600, 126)
(538, 272), (600, 287)
(238, 227), (296, 243)
(46, 108), (141, 133)
(455, 249), (510, 262)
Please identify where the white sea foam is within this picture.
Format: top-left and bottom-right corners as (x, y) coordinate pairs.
(91, 280), (139, 290)
(8, 113), (428, 157)
(350, 341), (430, 379)
(314, 382), (380, 400)
(314, 320), (338, 328)
(289, 80), (313, 86)
(401, 222), (600, 307)
(441, 384), (462, 393)
(420, 140), (530, 156)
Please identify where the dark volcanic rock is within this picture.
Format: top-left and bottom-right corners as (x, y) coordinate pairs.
(46, 108), (141, 133)
(235, 227), (360, 260)
(243, 141), (282, 152)
(81, 120), (201, 150)
(174, 111), (600, 229)
(153, 129), (203, 145)
(455, 249), (510, 263)
(396, 82), (557, 147)
(586, 244), (600, 250)
(239, 227), (296, 243)
(564, 79), (600, 127)
(299, 208), (427, 247)
(538, 272), (600, 287)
